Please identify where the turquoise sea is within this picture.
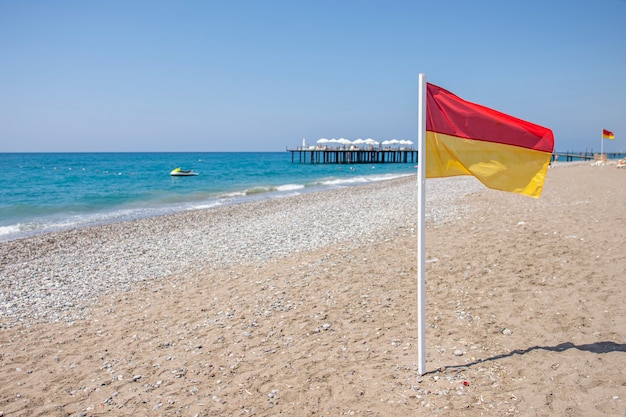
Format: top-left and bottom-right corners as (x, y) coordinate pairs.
(0, 152), (417, 242)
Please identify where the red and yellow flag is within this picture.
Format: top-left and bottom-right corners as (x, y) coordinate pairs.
(603, 129), (614, 140)
(425, 83), (555, 198)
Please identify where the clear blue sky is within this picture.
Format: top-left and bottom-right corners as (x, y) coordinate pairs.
(1, 0), (624, 153)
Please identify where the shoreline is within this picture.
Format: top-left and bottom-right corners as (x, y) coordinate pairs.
(0, 151), (419, 244)
(0, 172), (416, 244)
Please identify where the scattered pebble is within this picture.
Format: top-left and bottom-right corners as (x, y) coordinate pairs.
(0, 176), (482, 328)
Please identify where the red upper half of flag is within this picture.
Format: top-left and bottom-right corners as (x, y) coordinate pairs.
(426, 83), (554, 153)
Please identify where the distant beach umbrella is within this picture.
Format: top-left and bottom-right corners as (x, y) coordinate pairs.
(337, 138), (352, 145)
(353, 138), (366, 145)
(365, 138), (379, 145)
(317, 138), (330, 144)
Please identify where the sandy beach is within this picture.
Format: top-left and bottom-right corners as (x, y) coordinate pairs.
(1, 163), (625, 416)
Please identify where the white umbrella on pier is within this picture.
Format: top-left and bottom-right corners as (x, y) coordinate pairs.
(337, 138), (352, 145)
(365, 138), (379, 146)
(317, 138), (330, 144)
(382, 139), (400, 146)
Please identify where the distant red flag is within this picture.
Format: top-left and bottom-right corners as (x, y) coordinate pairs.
(603, 129), (615, 140)
(425, 83), (555, 198)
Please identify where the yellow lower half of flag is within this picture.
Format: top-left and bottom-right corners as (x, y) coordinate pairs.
(425, 132), (552, 198)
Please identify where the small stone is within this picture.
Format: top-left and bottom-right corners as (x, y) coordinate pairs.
(454, 349), (463, 356)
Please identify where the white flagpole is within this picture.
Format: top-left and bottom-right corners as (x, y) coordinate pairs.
(601, 129), (604, 158)
(417, 73), (427, 376)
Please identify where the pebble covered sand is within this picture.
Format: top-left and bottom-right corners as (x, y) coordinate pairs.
(1, 163), (625, 417)
(0, 175), (482, 328)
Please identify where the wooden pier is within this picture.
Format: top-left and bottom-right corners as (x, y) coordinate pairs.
(288, 148), (418, 164)
(288, 149), (625, 165)
(553, 152), (626, 162)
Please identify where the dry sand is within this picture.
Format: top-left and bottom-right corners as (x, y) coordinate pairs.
(1, 163), (625, 416)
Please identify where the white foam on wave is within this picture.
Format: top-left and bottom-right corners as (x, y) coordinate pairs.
(274, 183), (305, 192)
(0, 224), (21, 237)
(320, 172), (413, 186)
(220, 190), (247, 198)
(0, 218), (78, 241)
